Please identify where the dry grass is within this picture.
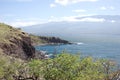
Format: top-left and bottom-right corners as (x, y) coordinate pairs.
(0, 23), (28, 44)
(30, 34), (47, 45)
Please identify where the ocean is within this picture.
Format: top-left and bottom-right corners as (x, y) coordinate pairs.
(35, 42), (120, 63)
(35, 34), (120, 64)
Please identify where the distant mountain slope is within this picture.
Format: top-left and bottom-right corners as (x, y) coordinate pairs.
(21, 15), (120, 34)
(21, 15), (120, 42)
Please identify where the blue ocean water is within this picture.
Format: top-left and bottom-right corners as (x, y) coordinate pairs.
(35, 34), (120, 64)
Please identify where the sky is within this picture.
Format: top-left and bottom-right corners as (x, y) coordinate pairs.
(0, 0), (120, 27)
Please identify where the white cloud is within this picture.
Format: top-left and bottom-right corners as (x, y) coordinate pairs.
(100, 6), (115, 10)
(78, 17), (105, 22)
(48, 15), (105, 23)
(54, 0), (98, 6)
(9, 21), (39, 27)
(111, 20), (116, 23)
(62, 16), (105, 22)
(72, 9), (86, 12)
(110, 6), (115, 10)
(100, 6), (107, 10)
(48, 15), (85, 22)
(50, 3), (56, 8)
(62, 16), (78, 22)
(8, 15), (107, 27)
(48, 16), (56, 22)
(7, 18), (49, 27)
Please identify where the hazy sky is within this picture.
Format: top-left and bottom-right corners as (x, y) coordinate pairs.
(0, 0), (120, 27)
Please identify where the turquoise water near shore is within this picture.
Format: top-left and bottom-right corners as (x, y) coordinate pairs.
(35, 34), (120, 64)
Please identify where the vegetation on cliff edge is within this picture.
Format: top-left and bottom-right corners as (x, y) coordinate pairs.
(30, 34), (71, 45)
(0, 23), (35, 59)
(0, 53), (119, 80)
(0, 23), (28, 43)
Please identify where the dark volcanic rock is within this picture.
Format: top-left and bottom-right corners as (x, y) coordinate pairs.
(39, 36), (71, 44)
(0, 23), (38, 60)
(0, 35), (35, 60)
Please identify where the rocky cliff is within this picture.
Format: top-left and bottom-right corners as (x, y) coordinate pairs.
(0, 23), (71, 60)
(0, 23), (35, 59)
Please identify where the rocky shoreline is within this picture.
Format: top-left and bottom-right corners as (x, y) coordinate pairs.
(34, 41), (72, 59)
(0, 23), (71, 60)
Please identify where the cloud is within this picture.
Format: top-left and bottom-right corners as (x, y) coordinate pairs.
(63, 16), (105, 22)
(77, 17), (105, 22)
(72, 9), (86, 13)
(9, 21), (39, 27)
(7, 18), (49, 27)
(100, 7), (107, 10)
(100, 6), (115, 10)
(50, 3), (56, 8)
(110, 6), (115, 10)
(48, 15), (106, 23)
(47, 16), (77, 22)
(48, 15), (82, 22)
(4, 17), (49, 27)
(110, 20), (116, 23)
(8, 15), (108, 27)
(54, 0), (98, 6)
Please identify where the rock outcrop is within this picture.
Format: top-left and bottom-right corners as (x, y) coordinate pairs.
(0, 23), (35, 59)
(30, 34), (71, 45)
(0, 23), (71, 60)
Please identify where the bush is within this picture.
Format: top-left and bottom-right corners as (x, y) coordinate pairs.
(0, 53), (119, 80)
(43, 53), (105, 80)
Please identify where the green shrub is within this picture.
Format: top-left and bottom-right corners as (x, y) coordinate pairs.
(43, 53), (106, 80)
(0, 53), (118, 80)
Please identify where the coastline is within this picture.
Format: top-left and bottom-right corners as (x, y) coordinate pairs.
(33, 42), (72, 46)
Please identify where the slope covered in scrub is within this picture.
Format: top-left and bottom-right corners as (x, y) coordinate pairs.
(0, 23), (35, 59)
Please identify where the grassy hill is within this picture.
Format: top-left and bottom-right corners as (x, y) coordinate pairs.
(0, 23), (35, 59)
(0, 23), (30, 43)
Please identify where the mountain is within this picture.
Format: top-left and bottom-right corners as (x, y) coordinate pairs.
(21, 15), (120, 42)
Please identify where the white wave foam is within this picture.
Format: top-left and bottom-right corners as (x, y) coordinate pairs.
(74, 42), (84, 45)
